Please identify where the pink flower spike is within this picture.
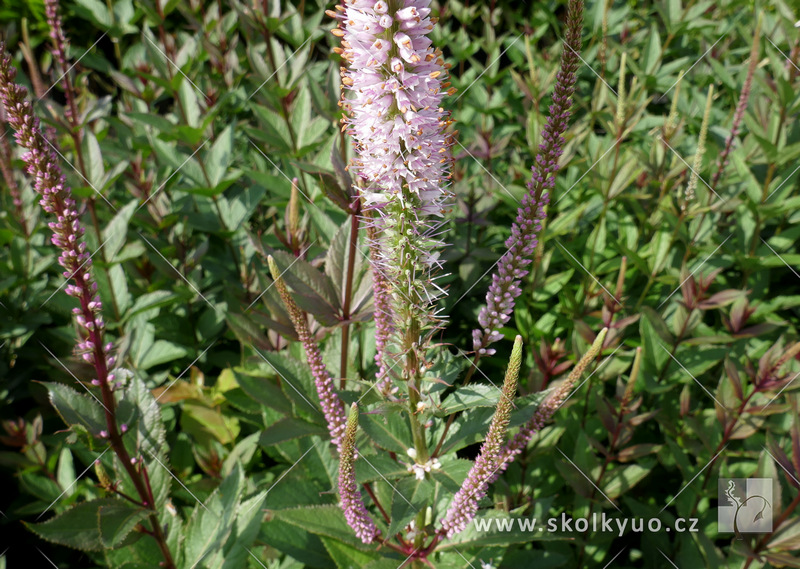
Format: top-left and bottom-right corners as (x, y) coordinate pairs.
(472, 0), (584, 355)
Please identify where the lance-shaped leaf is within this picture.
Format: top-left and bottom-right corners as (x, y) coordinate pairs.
(25, 498), (148, 552)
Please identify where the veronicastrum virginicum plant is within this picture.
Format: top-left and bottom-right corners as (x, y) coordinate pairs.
(0, 0), (607, 563)
(2, 2), (800, 568)
(0, 45), (178, 569)
(0, 1), (267, 564)
(258, 0), (603, 564)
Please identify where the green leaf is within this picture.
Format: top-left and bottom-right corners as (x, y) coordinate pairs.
(304, 166), (351, 211)
(231, 368), (293, 414)
(254, 349), (323, 417)
(387, 476), (432, 536)
(126, 291), (180, 318)
(643, 24), (662, 74)
(362, 560), (406, 569)
(73, 0), (113, 28)
(648, 226), (673, 275)
(603, 463), (653, 499)
(19, 471), (62, 504)
(271, 505), (369, 548)
(354, 453), (409, 484)
(440, 391), (549, 454)
(640, 306), (671, 377)
(137, 340), (189, 370)
(321, 537), (381, 569)
(225, 312), (275, 351)
(56, 448), (76, 497)
(98, 501), (150, 548)
(43, 382), (106, 437)
(148, 135), (205, 186)
(118, 378), (168, 459)
(206, 125), (234, 187)
(359, 409), (414, 454)
(177, 79), (202, 128)
(183, 464), (245, 567)
(181, 401), (240, 445)
(291, 89), (311, 147)
(330, 143), (354, 204)
(325, 217), (362, 299)
(436, 384), (500, 416)
(259, 517), (332, 567)
(431, 459), (473, 492)
(270, 250), (341, 326)
(259, 417), (327, 446)
(105, 263), (132, 314)
(25, 498), (143, 552)
(83, 130), (105, 190)
(205, 490), (268, 569)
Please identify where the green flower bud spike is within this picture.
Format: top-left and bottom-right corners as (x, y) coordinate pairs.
(498, 327), (609, 473)
(338, 403), (380, 543)
(439, 335), (524, 538)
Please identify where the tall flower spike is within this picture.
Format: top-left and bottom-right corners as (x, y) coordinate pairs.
(710, 14), (761, 189)
(494, 328), (608, 477)
(615, 52), (627, 129)
(0, 105), (27, 235)
(0, 46), (114, 377)
(682, 85), (714, 212)
(439, 336), (524, 538)
(268, 256), (347, 452)
(330, 0), (455, 337)
(45, 0), (79, 126)
(473, 0), (583, 356)
(663, 70), (684, 139)
(339, 403), (381, 543)
(2, 44), (175, 569)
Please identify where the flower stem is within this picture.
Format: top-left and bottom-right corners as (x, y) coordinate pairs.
(340, 202), (361, 389)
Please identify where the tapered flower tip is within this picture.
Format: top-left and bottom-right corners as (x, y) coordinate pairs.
(588, 327), (608, 357)
(347, 402), (359, 428)
(339, 400), (380, 543)
(504, 336), (524, 395)
(511, 335), (523, 362)
(267, 255), (279, 281)
(567, 327), (608, 382)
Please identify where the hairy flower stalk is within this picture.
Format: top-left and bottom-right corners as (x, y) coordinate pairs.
(472, 0), (583, 356)
(0, 46), (175, 569)
(439, 336), (524, 538)
(681, 85), (713, 212)
(494, 328), (608, 477)
(367, 222), (396, 395)
(710, 14), (761, 190)
(339, 403), (381, 543)
(268, 256), (347, 451)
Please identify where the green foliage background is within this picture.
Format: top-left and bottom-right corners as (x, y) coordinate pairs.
(0, 0), (799, 567)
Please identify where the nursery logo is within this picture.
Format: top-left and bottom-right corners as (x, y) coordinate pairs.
(718, 478), (772, 533)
